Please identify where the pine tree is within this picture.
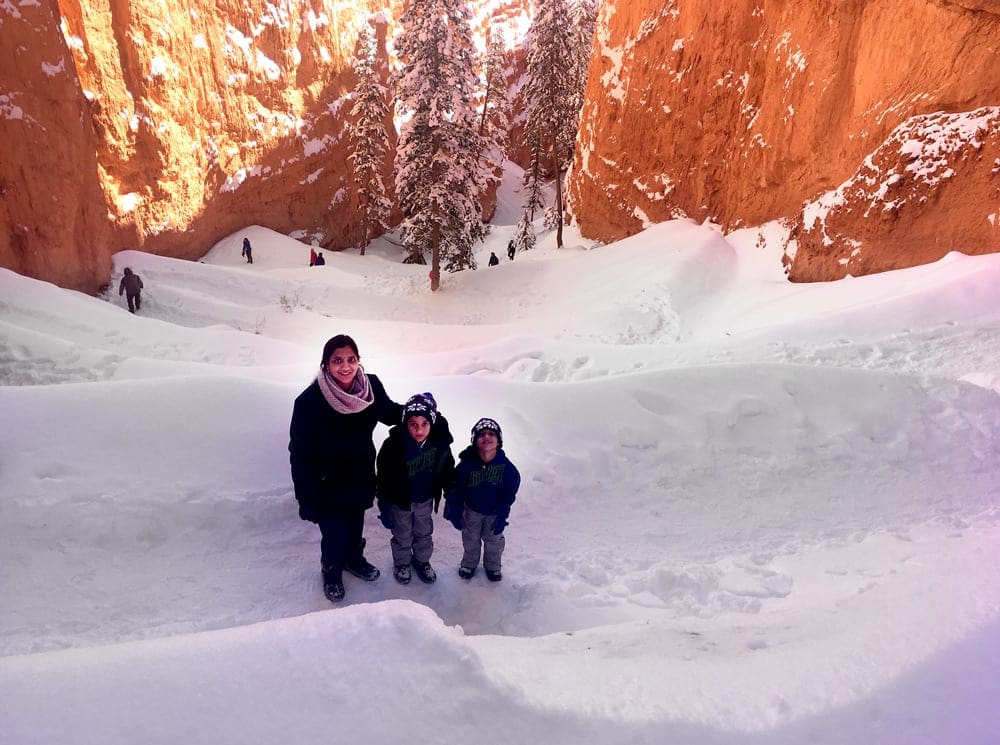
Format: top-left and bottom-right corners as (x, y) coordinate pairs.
(521, 0), (576, 248)
(477, 24), (512, 200)
(346, 22), (392, 256)
(568, 0), (598, 127)
(394, 0), (486, 290)
(513, 212), (537, 253)
(522, 122), (545, 225)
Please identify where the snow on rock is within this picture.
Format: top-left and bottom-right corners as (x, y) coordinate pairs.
(792, 107), (1000, 280)
(566, 1), (1000, 281)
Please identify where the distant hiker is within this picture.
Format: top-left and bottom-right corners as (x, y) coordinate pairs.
(118, 267), (143, 313)
(309, 248), (318, 267)
(289, 334), (404, 603)
(443, 417), (520, 582)
(376, 393), (455, 585)
(488, 252), (499, 267)
(507, 240), (515, 261)
(315, 252), (325, 266)
(242, 237), (253, 264)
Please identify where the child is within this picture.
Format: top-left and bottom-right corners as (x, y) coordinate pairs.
(443, 417), (520, 582)
(376, 393), (455, 584)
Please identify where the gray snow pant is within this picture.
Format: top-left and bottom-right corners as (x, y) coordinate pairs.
(461, 507), (505, 571)
(389, 500), (434, 566)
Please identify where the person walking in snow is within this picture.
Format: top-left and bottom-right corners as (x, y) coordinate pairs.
(309, 248), (318, 267)
(375, 393), (455, 585)
(488, 251), (499, 267)
(118, 266), (144, 313)
(507, 240), (515, 261)
(314, 252), (325, 266)
(289, 334), (404, 602)
(242, 236), (253, 264)
(443, 417), (520, 582)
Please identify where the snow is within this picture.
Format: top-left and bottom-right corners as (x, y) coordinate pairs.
(40, 59), (66, 77)
(808, 107), (1000, 236)
(0, 92), (26, 121)
(150, 56), (168, 78)
(1, 171), (999, 744)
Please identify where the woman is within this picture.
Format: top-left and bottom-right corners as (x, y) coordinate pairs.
(289, 334), (403, 602)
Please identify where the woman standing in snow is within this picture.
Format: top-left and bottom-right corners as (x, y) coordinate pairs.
(289, 334), (403, 602)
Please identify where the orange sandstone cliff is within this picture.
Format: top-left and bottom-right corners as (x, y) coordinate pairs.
(3, 0), (998, 291)
(567, 0), (1000, 280)
(0, 0), (396, 292)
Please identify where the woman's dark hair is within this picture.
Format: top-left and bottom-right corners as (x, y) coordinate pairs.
(321, 334), (360, 367)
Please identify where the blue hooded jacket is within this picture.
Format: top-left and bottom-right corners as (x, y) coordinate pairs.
(446, 444), (520, 523)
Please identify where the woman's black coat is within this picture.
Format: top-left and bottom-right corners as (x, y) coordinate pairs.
(289, 374), (402, 520)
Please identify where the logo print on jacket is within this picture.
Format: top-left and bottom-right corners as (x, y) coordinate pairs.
(407, 448), (438, 477)
(468, 463), (505, 487)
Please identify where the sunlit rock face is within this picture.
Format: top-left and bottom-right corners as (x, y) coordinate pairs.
(567, 0), (1000, 280)
(4, 0), (997, 291)
(1, 0), (396, 292)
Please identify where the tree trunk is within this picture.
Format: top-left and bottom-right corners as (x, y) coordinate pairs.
(430, 224), (441, 292)
(358, 196), (368, 256)
(555, 170), (564, 248)
(478, 84), (491, 137)
(552, 130), (564, 248)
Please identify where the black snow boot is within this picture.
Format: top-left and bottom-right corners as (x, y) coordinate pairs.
(322, 567), (345, 602)
(345, 557), (380, 582)
(412, 559), (437, 584)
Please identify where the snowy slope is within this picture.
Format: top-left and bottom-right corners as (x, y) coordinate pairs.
(1, 192), (999, 744)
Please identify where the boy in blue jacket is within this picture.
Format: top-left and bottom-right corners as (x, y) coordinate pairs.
(443, 417), (520, 582)
(376, 394), (455, 584)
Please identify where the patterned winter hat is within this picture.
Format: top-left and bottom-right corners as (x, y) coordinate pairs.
(402, 394), (437, 425)
(470, 417), (502, 448)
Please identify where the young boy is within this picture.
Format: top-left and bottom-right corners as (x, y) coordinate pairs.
(443, 417), (520, 582)
(375, 393), (455, 584)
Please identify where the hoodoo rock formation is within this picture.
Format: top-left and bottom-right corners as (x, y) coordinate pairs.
(567, 0), (1000, 281)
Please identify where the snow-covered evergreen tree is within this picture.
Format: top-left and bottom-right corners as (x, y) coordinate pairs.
(568, 0), (597, 125)
(521, 0), (576, 248)
(346, 22), (392, 256)
(513, 211), (537, 253)
(477, 23), (512, 200)
(394, 0), (486, 289)
(515, 114), (545, 253)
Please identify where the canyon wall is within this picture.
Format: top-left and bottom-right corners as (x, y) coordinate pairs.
(3, 0), (998, 291)
(1, 0), (396, 292)
(567, 0), (1000, 280)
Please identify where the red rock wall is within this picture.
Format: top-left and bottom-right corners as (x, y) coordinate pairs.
(5, 0), (997, 291)
(567, 0), (1000, 280)
(1, 0), (397, 292)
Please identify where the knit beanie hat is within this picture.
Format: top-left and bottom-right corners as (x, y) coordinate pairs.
(403, 393), (437, 425)
(470, 417), (502, 448)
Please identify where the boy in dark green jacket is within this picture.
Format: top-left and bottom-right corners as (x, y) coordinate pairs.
(376, 394), (455, 584)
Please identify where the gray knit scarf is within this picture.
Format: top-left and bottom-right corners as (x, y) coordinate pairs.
(317, 365), (374, 414)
